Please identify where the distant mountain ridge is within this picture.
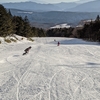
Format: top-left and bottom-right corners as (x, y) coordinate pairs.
(2, 2), (60, 12)
(10, 9), (100, 29)
(68, 0), (100, 12)
(2, 1), (78, 12)
(2, 0), (100, 12)
(2, 0), (100, 29)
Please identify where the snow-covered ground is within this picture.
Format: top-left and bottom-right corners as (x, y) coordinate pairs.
(50, 23), (70, 29)
(0, 37), (100, 100)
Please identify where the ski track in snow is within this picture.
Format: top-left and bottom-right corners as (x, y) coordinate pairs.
(0, 37), (100, 100)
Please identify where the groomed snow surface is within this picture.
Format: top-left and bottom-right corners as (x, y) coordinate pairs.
(0, 37), (100, 100)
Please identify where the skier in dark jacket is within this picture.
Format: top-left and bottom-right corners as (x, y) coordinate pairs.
(57, 42), (60, 46)
(23, 46), (32, 55)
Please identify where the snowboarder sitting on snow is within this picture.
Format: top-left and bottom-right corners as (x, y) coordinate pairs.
(23, 46), (32, 55)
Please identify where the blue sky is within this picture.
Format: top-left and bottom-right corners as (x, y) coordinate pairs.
(0, 0), (95, 3)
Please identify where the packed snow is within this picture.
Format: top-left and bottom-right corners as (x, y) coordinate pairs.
(0, 37), (100, 100)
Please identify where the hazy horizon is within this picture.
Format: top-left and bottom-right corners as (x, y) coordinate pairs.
(0, 0), (95, 4)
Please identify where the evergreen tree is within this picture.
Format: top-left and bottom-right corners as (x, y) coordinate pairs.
(12, 16), (24, 36)
(0, 5), (13, 36)
(23, 16), (33, 37)
(31, 27), (38, 37)
(37, 28), (46, 37)
(8, 9), (12, 17)
(95, 15), (100, 22)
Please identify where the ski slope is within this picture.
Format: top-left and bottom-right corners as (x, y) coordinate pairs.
(0, 37), (100, 100)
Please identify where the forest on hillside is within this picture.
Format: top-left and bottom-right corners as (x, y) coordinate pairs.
(0, 4), (100, 42)
(46, 15), (100, 42)
(0, 4), (45, 37)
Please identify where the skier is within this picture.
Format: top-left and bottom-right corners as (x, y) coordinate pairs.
(57, 41), (60, 46)
(23, 46), (32, 55)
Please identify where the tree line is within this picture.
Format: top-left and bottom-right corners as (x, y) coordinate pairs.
(0, 4), (46, 37)
(76, 15), (100, 42)
(46, 16), (100, 42)
(46, 27), (74, 37)
(0, 4), (100, 42)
